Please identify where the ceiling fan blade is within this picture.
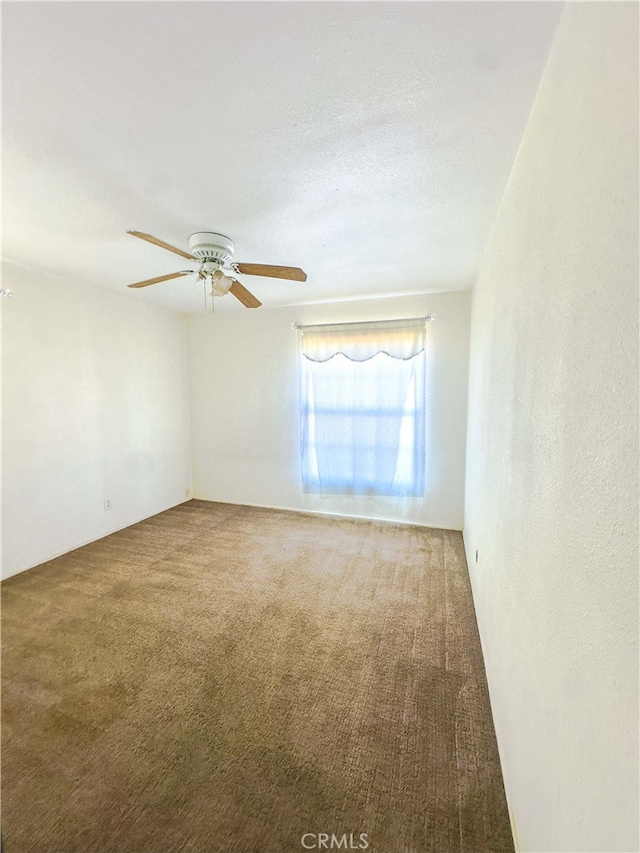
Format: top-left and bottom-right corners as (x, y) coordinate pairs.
(229, 280), (262, 308)
(233, 263), (307, 282)
(128, 231), (196, 260)
(128, 271), (190, 289)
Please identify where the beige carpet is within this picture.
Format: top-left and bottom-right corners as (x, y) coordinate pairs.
(2, 500), (513, 853)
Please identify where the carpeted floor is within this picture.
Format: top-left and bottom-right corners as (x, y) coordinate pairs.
(2, 500), (513, 853)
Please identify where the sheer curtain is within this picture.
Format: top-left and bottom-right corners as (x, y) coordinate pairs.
(299, 319), (426, 497)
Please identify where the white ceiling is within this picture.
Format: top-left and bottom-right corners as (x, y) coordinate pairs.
(3, 2), (562, 314)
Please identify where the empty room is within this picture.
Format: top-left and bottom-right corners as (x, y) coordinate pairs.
(1, 3), (638, 853)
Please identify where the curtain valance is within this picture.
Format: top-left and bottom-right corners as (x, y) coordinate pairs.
(299, 318), (426, 363)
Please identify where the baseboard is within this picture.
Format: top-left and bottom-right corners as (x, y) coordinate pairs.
(462, 529), (518, 853)
(1, 498), (193, 581)
(191, 496), (462, 532)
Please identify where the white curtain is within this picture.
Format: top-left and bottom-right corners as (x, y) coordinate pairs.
(299, 319), (426, 497)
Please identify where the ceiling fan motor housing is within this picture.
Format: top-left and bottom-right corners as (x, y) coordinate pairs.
(189, 232), (235, 266)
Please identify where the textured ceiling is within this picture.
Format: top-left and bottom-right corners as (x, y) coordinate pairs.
(2, 2), (562, 313)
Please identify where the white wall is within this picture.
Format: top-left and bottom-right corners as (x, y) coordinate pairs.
(1, 263), (193, 579)
(464, 4), (639, 852)
(187, 291), (470, 530)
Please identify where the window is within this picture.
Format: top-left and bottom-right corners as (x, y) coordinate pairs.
(299, 318), (426, 497)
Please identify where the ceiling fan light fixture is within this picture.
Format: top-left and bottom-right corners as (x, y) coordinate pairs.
(210, 269), (235, 297)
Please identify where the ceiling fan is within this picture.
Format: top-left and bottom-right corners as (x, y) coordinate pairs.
(126, 231), (307, 308)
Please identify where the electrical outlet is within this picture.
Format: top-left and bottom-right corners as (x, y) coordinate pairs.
(103, 498), (112, 511)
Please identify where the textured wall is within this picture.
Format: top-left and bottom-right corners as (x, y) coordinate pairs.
(464, 4), (639, 851)
(1, 263), (193, 578)
(187, 291), (470, 530)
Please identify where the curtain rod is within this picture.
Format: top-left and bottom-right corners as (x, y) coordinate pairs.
(292, 315), (435, 331)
